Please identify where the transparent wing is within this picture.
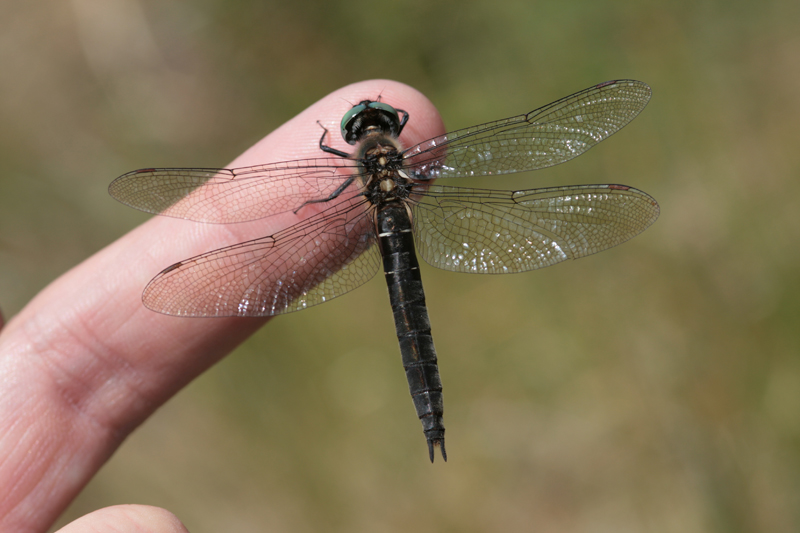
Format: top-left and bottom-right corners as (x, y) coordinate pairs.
(411, 183), (659, 274)
(142, 195), (381, 316)
(402, 80), (651, 180)
(108, 158), (362, 223)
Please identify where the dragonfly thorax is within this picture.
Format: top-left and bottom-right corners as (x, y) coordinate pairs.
(355, 137), (414, 207)
(356, 133), (404, 172)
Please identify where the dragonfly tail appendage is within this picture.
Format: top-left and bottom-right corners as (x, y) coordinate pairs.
(426, 432), (447, 463)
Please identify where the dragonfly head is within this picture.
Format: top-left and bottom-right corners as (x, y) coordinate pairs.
(340, 100), (404, 145)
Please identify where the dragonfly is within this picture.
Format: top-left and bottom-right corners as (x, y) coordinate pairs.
(110, 79), (659, 462)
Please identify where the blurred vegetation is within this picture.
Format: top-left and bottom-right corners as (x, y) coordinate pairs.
(1, 0), (798, 532)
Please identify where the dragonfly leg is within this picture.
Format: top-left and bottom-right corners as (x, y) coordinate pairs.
(317, 121), (350, 158)
(292, 174), (358, 214)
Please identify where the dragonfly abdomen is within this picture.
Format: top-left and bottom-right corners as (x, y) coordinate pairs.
(376, 202), (446, 462)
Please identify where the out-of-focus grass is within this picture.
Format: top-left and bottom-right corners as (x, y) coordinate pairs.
(1, 0), (798, 532)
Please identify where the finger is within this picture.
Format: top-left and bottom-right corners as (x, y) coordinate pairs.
(0, 80), (444, 532)
(55, 505), (188, 533)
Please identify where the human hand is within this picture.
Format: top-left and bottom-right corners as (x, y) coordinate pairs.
(0, 80), (444, 532)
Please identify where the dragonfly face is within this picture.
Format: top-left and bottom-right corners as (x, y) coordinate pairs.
(339, 100), (408, 145)
(110, 80), (660, 462)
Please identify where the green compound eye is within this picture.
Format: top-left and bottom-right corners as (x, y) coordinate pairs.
(340, 103), (367, 142)
(366, 101), (398, 117)
(340, 101), (400, 144)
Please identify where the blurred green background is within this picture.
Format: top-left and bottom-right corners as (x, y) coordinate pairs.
(2, 0), (799, 531)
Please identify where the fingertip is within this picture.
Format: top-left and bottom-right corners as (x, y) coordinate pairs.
(56, 504), (188, 533)
(230, 79), (445, 169)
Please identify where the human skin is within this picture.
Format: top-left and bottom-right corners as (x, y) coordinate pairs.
(0, 80), (444, 533)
